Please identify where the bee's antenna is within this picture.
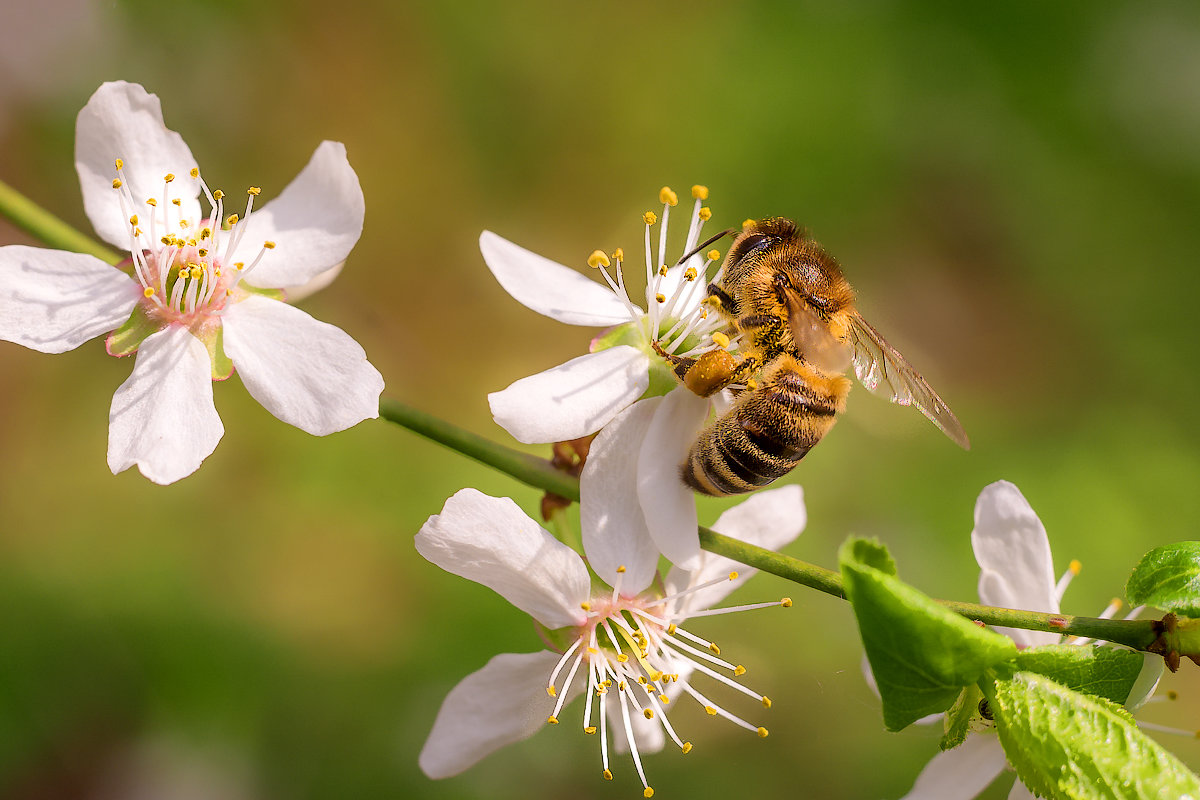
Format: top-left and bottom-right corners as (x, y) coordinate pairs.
(674, 228), (738, 266)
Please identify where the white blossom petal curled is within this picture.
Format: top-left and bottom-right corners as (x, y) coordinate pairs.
(0, 246), (138, 353)
(419, 650), (577, 779)
(231, 141), (365, 289)
(107, 326), (224, 484)
(666, 485), (806, 614)
(972, 480), (1058, 647)
(415, 489), (590, 629)
(222, 294), (383, 435)
(480, 231), (633, 326)
(637, 386), (709, 569)
(900, 733), (1009, 800)
(75, 81), (201, 249)
(580, 397), (661, 594)
(488, 346), (649, 444)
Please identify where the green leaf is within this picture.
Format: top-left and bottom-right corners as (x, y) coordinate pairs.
(1011, 645), (1145, 706)
(989, 671), (1200, 800)
(940, 684), (985, 751)
(1126, 542), (1200, 617)
(839, 537), (1017, 731)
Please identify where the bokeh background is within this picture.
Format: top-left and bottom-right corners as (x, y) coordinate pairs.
(1, 1), (1199, 798)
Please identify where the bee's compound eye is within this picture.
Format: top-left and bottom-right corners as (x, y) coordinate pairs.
(731, 234), (775, 266)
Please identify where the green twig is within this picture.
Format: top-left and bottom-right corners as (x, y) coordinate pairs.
(0, 178), (120, 264)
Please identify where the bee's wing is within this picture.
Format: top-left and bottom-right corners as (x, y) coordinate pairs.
(785, 292), (853, 375)
(846, 312), (970, 450)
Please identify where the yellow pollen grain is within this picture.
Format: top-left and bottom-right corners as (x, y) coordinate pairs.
(190, 167), (199, 178)
(1111, 598), (1124, 610)
(617, 565), (627, 574)
(112, 178), (123, 189)
(709, 644), (721, 656)
(546, 716), (559, 725)
(617, 654), (629, 663)
(681, 742), (693, 754)
(603, 770), (613, 782)
(1069, 559), (1082, 575)
(643, 211), (657, 225)
(213, 189), (224, 200)
(114, 158), (124, 169)
(659, 186), (678, 206)
(247, 186), (261, 196)
(580, 601), (591, 611)
(742, 218), (755, 230)
(173, 199), (182, 207)
(684, 267), (698, 281)
(658, 264), (668, 277)
(587, 249), (610, 268)
(643, 709), (654, 720)
(644, 788), (654, 798)
(667, 624), (677, 635)
(699, 207), (712, 221)
(584, 726), (596, 735)
(612, 247), (624, 261)
(227, 214), (239, 226)
(712, 331), (731, 349)
(728, 571), (738, 581)
(691, 185), (709, 200)
(733, 665), (746, 676)
(546, 686), (557, 697)
(128, 215), (138, 226)
(143, 287), (155, 298)
(263, 240), (276, 249)
(757, 727), (769, 738)
(659, 694), (669, 704)
(761, 695), (772, 708)
(781, 597), (793, 607)
(146, 198), (157, 207)
(164, 173), (175, 183)
(704, 706), (717, 716)
(655, 293), (666, 303)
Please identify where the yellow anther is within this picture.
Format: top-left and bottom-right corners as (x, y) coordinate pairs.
(247, 186), (261, 196)
(146, 198), (157, 207)
(1069, 559), (1082, 575)
(649, 670), (663, 682)
(142, 287), (155, 298)
(164, 173), (175, 183)
(173, 199), (182, 206)
(263, 240), (276, 249)
(603, 770), (613, 782)
(659, 694), (669, 704)
(226, 214), (239, 226)
(161, 236), (172, 245)
(667, 624), (677, 635)
(587, 249), (610, 268)
(112, 178), (123, 189)
(225, 288), (234, 297)
(580, 601), (591, 611)
(658, 264), (668, 277)
(128, 215), (138, 226)
(617, 565), (627, 573)
(659, 186), (678, 206)
(587, 647), (599, 655)
(742, 218), (755, 230)
(781, 597), (793, 607)
(699, 207), (712, 221)
(681, 742), (693, 754)
(643, 211), (657, 225)
(612, 247), (624, 261)
(684, 267), (698, 281)
(757, 727), (769, 738)
(200, 227), (212, 239)
(733, 665), (746, 677)
(637, 676), (647, 685)
(707, 248), (721, 261)
(189, 167), (199, 178)
(655, 293), (666, 303)
(1111, 598), (1124, 610)
(134, 228), (143, 237)
(691, 185), (709, 200)
(546, 686), (557, 697)
(644, 788), (654, 798)
(712, 331), (731, 349)
(618, 681), (626, 691)
(546, 716), (559, 725)
(761, 695), (772, 708)
(114, 158), (124, 169)
(709, 644), (721, 656)
(728, 571), (738, 580)
(213, 189), (224, 200)
(584, 726), (597, 735)
(198, 248), (208, 258)
(190, 266), (203, 279)
(617, 654), (629, 663)
(704, 706), (717, 716)
(643, 709), (654, 720)
(235, 262), (245, 270)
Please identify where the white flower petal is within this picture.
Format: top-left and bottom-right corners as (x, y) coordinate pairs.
(900, 734), (1008, 800)
(234, 141), (365, 289)
(480, 231), (634, 326)
(488, 346), (649, 443)
(415, 489), (591, 629)
(971, 481), (1059, 647)
(1125, 653), (1164, 712)
(666, 485), (806, 614)
(419, 650), (577, 779)
(0, 246), (139, 353)
(637, 387), (708, 569)
(1006, 781), (1038, 800)
(107, 326), (223, 484)
(581, 398), (662, 595)
(75, 81), (201, 249)
(222, 294), (383, 435)
(284, 260), (344, 303)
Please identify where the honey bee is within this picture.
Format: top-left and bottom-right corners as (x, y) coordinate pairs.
(658, 217), (969, 496)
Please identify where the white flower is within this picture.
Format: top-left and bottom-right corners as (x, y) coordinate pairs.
(482, 186), (736, 567)
(0, 81), (384, 484)
(414, 483), (806, 796)
(898, 480), (1163, 800)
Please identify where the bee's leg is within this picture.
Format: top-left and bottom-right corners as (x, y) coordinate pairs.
(704, 283), (739, 319)
(652, 340), (699, 383)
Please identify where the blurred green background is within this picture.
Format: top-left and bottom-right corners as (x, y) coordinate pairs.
(2, 1), (1199, 797)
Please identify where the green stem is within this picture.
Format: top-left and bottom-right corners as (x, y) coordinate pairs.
(0, 178), (120, 264)
(378, 396), (1164, 652)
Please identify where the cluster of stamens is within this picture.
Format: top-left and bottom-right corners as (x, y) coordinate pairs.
(585, 185), (736, 365)
(110, 159), (278, 324)
(543, 566), (791, 797)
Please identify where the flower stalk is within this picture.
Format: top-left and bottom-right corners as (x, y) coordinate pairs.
(0, 178), (120, 264)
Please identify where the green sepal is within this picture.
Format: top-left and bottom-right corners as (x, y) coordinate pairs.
(1126, 542), (1200, 617)
(206, 326), (233, 381)
(988, 671), (1200, 800)
(940, 683), (986, 751)
(839, 538), (1018, 731)
(1009, 644), (1146, 706)
(106, 304), (161, 357)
